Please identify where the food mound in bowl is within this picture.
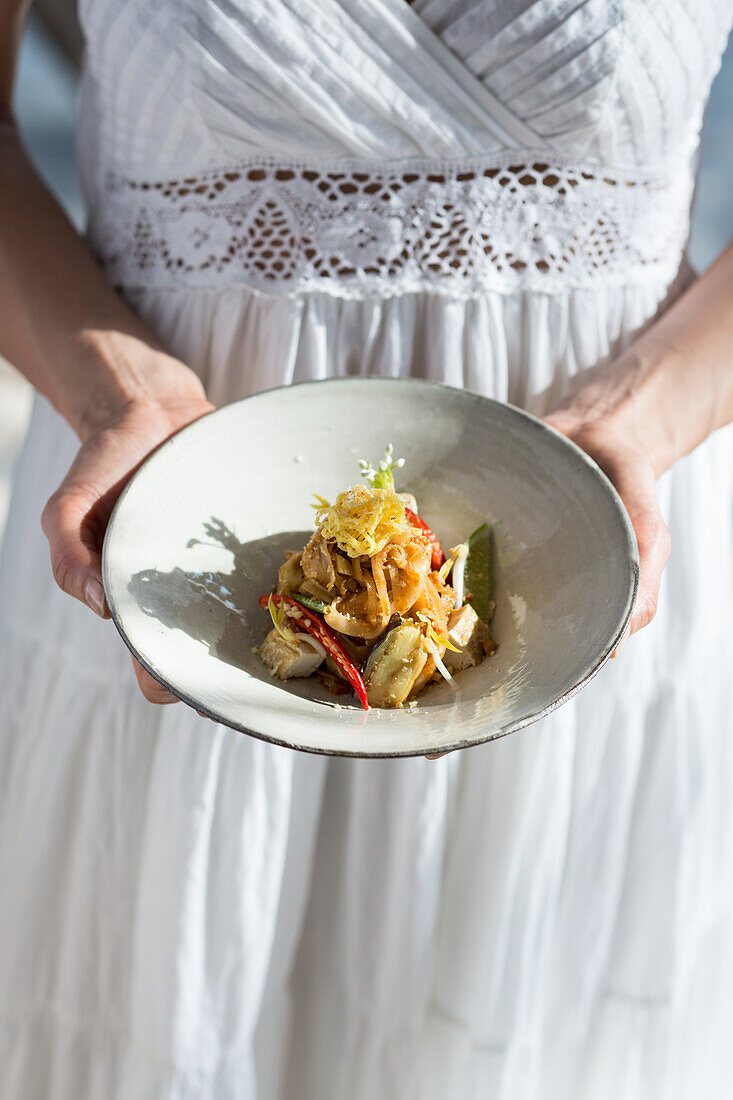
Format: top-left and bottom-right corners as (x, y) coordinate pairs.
(256, 447), (496, 710)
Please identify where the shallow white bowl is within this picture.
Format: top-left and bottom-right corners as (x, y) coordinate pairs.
(102, 377), (638, 757)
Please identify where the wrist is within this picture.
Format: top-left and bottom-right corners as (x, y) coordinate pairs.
(548, 339), (694, 479)
(70, 329), (209, 441)
(601, 335), (722, 477)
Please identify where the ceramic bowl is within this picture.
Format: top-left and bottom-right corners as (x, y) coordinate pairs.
(102, 377), (638, 756)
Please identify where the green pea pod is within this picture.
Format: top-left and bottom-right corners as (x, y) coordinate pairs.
(291, 593), (330, 614)
(464, 523), (493, 623)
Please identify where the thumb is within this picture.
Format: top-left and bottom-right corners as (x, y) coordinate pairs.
(599, 459), (670, 638)
(41, 488), (109, 618)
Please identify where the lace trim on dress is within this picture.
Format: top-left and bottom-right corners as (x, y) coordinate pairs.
(93, 153), (694, 298)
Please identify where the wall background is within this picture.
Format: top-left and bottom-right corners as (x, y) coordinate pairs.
(1, 14), (733, 539)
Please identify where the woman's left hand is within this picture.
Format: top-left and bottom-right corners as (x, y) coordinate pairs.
(545, 372), (671, 650)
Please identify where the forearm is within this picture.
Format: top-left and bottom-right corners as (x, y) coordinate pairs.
(0, 124), (201, 440)
(553, 242), (733, 476)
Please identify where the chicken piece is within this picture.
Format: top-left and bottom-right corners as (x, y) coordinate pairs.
(298, 577), (333, 602)
(443, 604), (491, 672)
(324, 600), (389, 641)
(333, 551), (353, 575)
(277, 550), (305, 595)
(257, 628), (324, 679)
(301, 529), (337, 591)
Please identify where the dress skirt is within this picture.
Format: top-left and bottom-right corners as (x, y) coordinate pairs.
(1, 278), (732, 1099)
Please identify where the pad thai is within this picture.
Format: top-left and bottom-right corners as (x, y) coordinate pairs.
(256, 447), (496, 710)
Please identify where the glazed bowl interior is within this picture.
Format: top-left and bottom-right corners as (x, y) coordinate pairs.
(102, 377), (638, 756)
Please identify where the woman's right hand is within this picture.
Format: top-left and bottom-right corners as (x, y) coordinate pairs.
(2, 94), (216, 705)
(41, 374), (214, 704)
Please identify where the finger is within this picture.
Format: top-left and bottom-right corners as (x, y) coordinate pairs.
(607, 463), (670, 638)
(41, 487), (109, 618)
(543, 409), (576, 437)
(628, 509), (670, 635)
(425, 752), (451, 760)
(545, 415), (670, 642)
(132, 657), (180, 705)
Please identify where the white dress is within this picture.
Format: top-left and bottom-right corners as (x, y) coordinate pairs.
(1, 2), (733, 1097)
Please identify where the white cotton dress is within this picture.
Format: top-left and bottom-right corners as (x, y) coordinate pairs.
(1, 2), (733, 1098)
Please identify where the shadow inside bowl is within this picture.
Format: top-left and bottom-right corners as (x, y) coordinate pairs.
(127, 520), (333, 702)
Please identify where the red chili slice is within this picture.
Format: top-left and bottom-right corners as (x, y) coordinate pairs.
(404, 508), (445, 570)
(259, 593), (369, 711)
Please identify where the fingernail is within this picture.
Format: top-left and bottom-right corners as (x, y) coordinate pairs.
(84, 578), (107, 618)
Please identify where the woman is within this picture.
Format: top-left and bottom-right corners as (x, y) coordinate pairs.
(1, 1), (732, 1097)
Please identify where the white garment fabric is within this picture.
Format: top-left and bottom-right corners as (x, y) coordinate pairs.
(1, 2), (733, 1098)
